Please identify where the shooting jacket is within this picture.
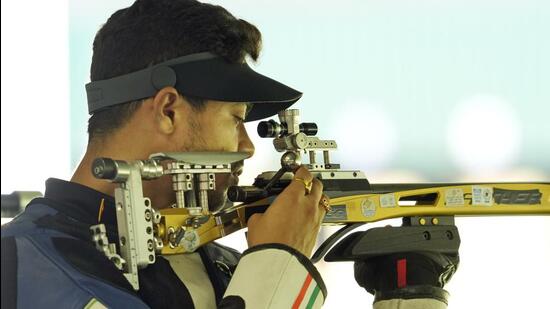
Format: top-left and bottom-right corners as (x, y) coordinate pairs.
(1, 179), (326, 308)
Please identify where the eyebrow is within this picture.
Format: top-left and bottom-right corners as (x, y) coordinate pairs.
(229, 102), (252, 118)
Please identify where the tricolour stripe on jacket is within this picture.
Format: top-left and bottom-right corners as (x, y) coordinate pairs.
(223, 245), (326, 308)
(293, 274), (322, 309)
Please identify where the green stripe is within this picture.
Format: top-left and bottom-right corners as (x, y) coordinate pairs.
(305, 285), (321, 309)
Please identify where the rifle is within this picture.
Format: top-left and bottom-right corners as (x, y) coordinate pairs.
(91, 108), (550, 291)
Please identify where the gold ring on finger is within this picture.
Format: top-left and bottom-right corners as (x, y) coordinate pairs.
(319, 195), (331, 212)
(294, 177), (313, 195)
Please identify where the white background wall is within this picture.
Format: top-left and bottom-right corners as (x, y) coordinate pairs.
(2, 0), (549, 308)
(1, 0), (70, 193)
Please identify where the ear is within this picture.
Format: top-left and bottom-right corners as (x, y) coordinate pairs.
(152, 86), (183, 135)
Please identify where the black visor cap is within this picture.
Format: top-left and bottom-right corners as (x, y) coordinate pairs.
(86, 53), (302, 122)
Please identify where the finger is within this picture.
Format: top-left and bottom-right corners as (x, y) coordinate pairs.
(291, 164), (304, 173)
(317, 193), (330, 221)
(294, 165), (313, 182)
(307, 178), (323, 202)
(285, 166), (313, 195)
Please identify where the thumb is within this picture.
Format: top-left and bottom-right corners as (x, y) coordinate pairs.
(246, 213), (263, 230)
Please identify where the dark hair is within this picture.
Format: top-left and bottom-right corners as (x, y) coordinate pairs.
(87, 0), (262, 142)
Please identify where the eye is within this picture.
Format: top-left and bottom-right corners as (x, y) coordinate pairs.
(233, 115), (245, 126)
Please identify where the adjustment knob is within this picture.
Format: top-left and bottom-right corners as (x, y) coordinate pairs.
(92, 158), (118, 180)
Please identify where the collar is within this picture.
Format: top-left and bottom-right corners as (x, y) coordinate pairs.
(42, 178), (118, 226)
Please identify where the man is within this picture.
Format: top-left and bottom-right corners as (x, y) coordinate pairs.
(1, 0), (457, 308)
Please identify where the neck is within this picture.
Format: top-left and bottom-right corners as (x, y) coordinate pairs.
(71, 136), (150, 195)
(71, 145), (119, 197)
(71, 141), (171, 208)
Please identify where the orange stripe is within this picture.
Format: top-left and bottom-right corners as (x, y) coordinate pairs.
(97, 198), (105, 222)
(292, 274), (313, 309)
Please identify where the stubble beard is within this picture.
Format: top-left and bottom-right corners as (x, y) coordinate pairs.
(179, 118), (233, 213)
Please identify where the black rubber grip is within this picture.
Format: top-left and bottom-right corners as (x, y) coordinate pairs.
(227, 186), (268, 203)
(92, 158), (118, 180)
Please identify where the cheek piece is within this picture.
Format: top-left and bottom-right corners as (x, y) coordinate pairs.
(86, 52), (302, 122)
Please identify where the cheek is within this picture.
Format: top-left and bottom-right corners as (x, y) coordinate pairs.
(202, 124), (240, 152)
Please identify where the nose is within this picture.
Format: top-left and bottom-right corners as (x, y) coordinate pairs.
(238, 123), (255, 158)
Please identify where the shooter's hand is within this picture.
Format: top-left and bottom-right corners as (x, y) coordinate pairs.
(246, 166), (326, 257)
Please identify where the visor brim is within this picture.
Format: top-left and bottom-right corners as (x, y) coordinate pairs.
(86, 52), (301, 122)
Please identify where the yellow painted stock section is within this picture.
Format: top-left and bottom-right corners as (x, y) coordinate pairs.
(158, 183), (550, 255)
(325, 183), (550, 223)
(158, 208), (223, 255)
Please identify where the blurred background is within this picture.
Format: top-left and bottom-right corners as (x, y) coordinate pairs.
(1, 0), (549, 308)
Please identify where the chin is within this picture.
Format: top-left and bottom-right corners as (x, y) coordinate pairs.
(206, 173), (238, 212)
(205, 186), (228, 212)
